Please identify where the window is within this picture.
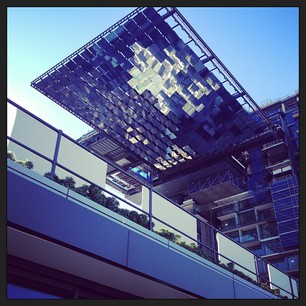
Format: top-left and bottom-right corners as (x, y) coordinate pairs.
(226, 230), (240, 242)
(241, 228), (258, 242)
(286, 255), (299, 271)
(238, 210), (256, 226)
(262, 239), (282, 255)
(258, 222), (279, 239)
(249, 245), (264, 256)
(221, 218), (236, 230)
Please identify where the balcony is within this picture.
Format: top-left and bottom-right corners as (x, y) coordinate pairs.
(262, 139), (286, 151)
(7, 99), (299, 299)
(215, 204), (236, 218)
(188, 171), (247, 205)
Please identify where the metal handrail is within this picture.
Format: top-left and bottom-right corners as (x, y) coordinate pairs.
(7, 98), (298, 298)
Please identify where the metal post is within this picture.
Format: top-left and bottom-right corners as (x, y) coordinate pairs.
(280, 113), (297, 176)
(211, 225), (217, 262)
(254, 255), (260, 284)
(148, 187), (153, 231)
(289, 276), (295, 299)
(50, 130), (62, 179)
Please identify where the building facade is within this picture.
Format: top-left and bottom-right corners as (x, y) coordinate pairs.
(13, 6), (298, 298)
(162, 92), (299, 284)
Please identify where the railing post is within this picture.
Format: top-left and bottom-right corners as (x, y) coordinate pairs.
(289, 276), (295, 299)
(148, 187), (153, 231)
(210, 225), (217, 263)
(254, 255), (261, 284)
(50, 130), (62, 179)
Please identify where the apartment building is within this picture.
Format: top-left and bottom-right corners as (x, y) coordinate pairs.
(24, 6), (299, 298)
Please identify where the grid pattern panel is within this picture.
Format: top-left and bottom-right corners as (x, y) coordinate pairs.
(271, 176), (299, 249)
(32, 7), (266, 171)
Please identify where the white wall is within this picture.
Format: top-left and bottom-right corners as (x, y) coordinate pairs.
(268, 264), (298, 298)
(7, 105), (107, 189)
(216, 232), (257, 281)
(7, 103), (17, 146)
(57, 135), (107, 188)
(142, 186), (198, 244)
(7, 108), (58, 176)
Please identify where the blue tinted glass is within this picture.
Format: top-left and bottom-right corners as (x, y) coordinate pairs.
(154, 50), (167, 62)
(74, 67), (85, 77)
(96, 37), (109, 50)
(124, 19), (138, 33)
(89, 43), (101, 55)
(114, 25), (125, 37)
(106, 32), (117, 43)
(81, 49), (93, 60)
(149, 28), (161, 41)
(143, 7), (157, 19)
(73, 55), (85, 66)
(121, 47), (134, 59)
(155, 21), (172, 35)
(166, 31), (181, 46)
(65, 60), (78, 71)
(133, 12), (147, 26)
(156, 35), (169, 49)
(90, 58), (100, 68)
(151, 13), (163, 25)
(114, 39), (127, 51)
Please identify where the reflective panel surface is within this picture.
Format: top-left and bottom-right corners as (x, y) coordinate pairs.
(32, 7), (267, 171)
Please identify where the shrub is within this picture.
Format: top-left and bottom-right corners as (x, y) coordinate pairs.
(8, 151), (34, 169)
(7, 151), (16, 161)
(44, 172), (152, 230)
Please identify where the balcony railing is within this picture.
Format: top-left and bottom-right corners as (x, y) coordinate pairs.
(7, 98), (299, 299)
(215, 204), (236, 217)
(188, 171), (247, 195)
(262, 138), (286, 150)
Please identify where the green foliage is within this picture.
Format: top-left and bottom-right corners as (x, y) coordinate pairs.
(7, 151), (293, 299)
(156, 229), (180, 242)
(7, 151), (16, 161)
(154, 227), (289, 299)
(44, 172), (151, 229)
(155, 229), (207, 258)
(8, 151), (34, 169)
(227, 262), (235, 271)
(41, 170), (290, 299)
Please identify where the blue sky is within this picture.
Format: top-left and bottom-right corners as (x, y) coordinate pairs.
(7, 7), (299, 139)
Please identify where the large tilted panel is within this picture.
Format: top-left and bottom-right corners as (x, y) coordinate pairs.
(32, 7), (265, 171)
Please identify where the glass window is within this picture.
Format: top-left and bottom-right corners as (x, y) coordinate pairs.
(270, 258), (287, 271)
(65, 60), (78, 71)
(226, 230), (240, 242)
(241, 228), (258, 242)
(286, 254), (299, 271)
(238, 199), (253, 210)
(258, 222), (279, 239)
(278, 219), (298, 233)
(221, 218), (236, 230)
(96, 37), (109, 50)
(133, 12), (147, 26)
(106, 32), (117, 43)
(238, 210), (256, 226)
(249, 245), (264, 256)
(280, 231), (299, 248)
(262, 239), (281, 255)
(143, 7), (157, 19)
